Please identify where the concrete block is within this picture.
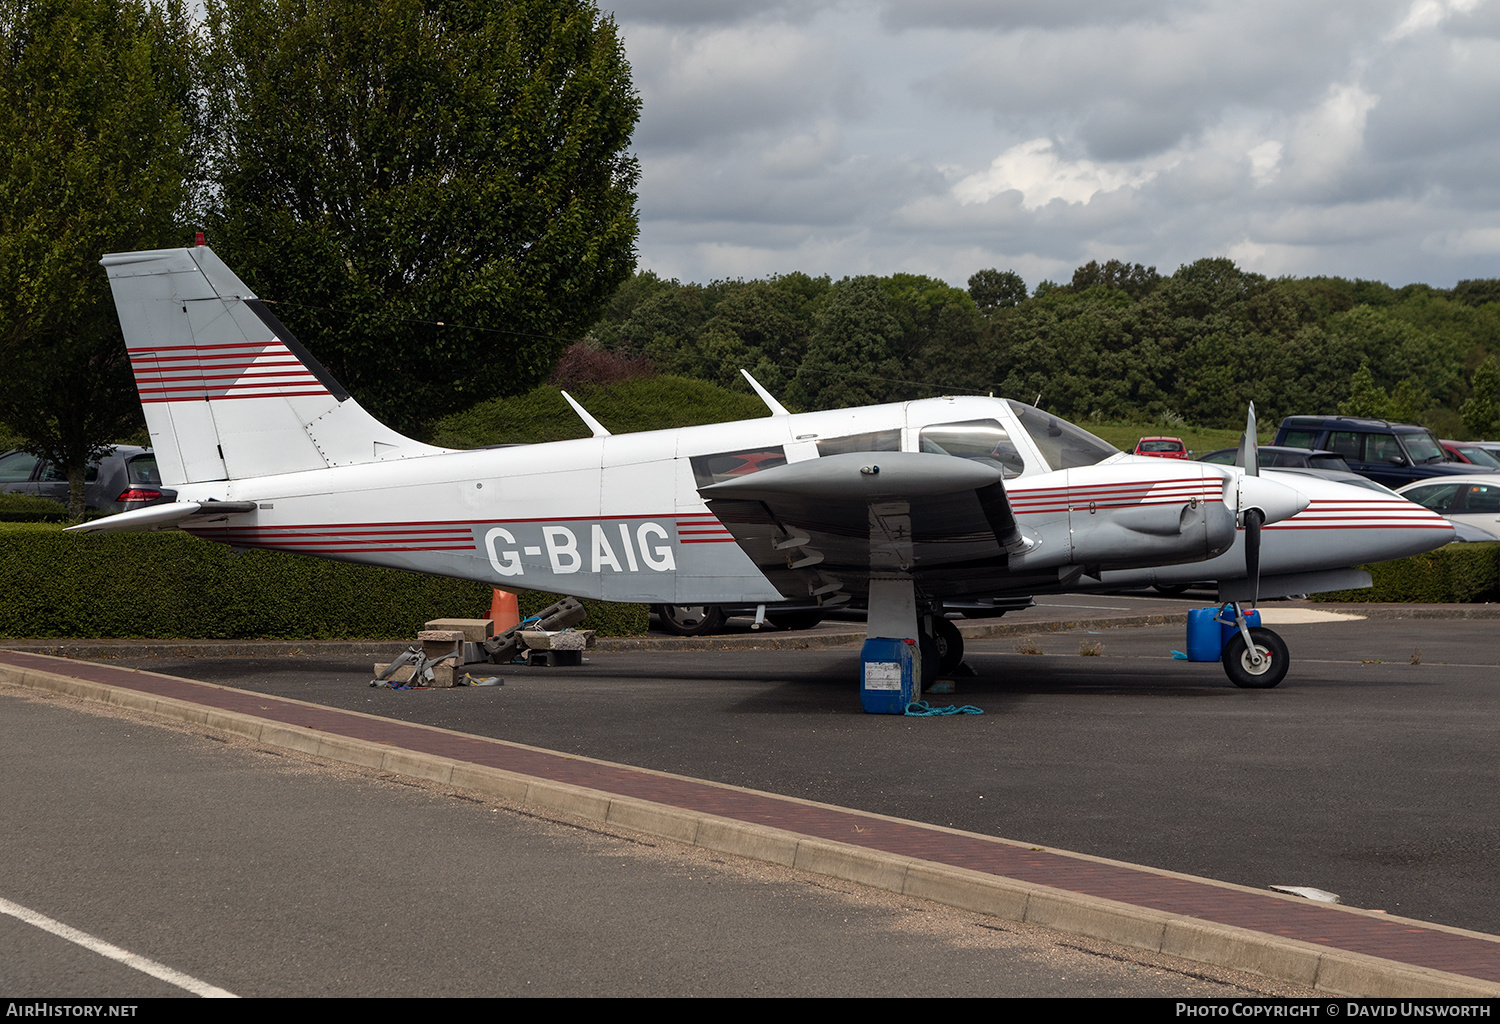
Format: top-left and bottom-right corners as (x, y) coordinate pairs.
(429, 661), (457, 687)
(449, 763), (530, 803)
(1024, 888), (1168, 951)
(418, 629), (464, 642)
(793, 838), (911, 892)
(902, 862), (1031, 921)
(1161, 918), (1320, 987)
(694, 818), (800, 866)
(381, 748), (455, 784)
(1314, 953), (1500, 998)
(605, 797), (702, 842)
(527, 781), (611, 821)
(374, 662), (416, 682)
(425, 618), (494, 640)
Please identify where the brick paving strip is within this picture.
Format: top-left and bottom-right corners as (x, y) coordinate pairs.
(4, 648), (1498, 998)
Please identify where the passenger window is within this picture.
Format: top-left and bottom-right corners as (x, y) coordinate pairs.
(1366, 433), (1403, 463)
(689, 447), (787, 488)
(1409, 485), (1459, 511)
(0, 451), (40, 482)
(817, 431), (900, 457)
(918, 420), (1025, 478)
(1280, 430), (1316, 449)
(1327, 432), (1362, 460)
(1465, 486), (1500, 513)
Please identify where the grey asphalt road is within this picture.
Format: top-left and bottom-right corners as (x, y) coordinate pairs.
(103, 614), (1500, 937)
(0, 685), (1304, 998)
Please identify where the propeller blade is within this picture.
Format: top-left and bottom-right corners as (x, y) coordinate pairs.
(1239, 402), (1259, 477)
(1243, 507), (1264, 603)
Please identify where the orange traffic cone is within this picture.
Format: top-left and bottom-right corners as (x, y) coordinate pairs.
(489, 588), (520, 632)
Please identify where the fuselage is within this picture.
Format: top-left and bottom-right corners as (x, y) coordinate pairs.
(171, 395), (1452, 604)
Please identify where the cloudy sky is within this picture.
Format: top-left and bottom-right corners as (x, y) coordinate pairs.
(600, 0), (1500, 291)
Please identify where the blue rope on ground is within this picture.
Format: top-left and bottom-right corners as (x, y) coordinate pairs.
(905, 700), (983, 716)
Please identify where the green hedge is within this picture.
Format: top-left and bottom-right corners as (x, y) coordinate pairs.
(0, 493), (70, 523)
(1312, 542), (1500, 604)
(0, 524), (646, 639)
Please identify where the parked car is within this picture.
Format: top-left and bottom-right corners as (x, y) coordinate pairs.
(1272, 416), (1488, 489)
(1198, 445), (1355, 475)
(1397, 475), (1500, 541)
(1440, 440), (1500, 469)
(1132, 436), (1189, 459)
(0, 445), (176, 513)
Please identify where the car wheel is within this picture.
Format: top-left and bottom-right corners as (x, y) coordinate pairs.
(1221, 627), (1289, 689)
(656, 604), (727, 637)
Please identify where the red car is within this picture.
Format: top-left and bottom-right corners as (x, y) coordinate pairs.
(1133, 436), (1190, 460)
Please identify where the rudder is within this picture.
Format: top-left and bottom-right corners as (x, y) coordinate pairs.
(102, 245), (446, 486)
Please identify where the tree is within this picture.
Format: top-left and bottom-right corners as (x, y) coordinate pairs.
(967, 268), (1027, 314)
(204, 0), (640, 434)
(0, 0), (197, 515)
(1461, 356), (1500, 438)
(1339, 363), (1389, 419)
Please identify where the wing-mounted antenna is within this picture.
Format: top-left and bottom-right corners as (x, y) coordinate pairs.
(740, 369), (790, 417)
(560, 390), (611, 438)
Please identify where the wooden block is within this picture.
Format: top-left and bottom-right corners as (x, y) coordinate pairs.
(424, 618), (494, 641)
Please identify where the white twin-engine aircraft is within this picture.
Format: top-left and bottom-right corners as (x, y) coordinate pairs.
(73, 245), (1453, 705)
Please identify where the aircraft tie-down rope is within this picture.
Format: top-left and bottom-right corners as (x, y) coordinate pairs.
(904, 700), (984, 716)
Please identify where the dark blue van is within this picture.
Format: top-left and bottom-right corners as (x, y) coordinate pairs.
(1272, 416), (1488, 489)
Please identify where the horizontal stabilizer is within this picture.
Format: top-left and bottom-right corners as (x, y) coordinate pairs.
(64, 500), (257, 534)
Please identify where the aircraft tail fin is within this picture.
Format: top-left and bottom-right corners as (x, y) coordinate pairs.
(102, 245), (448, 486)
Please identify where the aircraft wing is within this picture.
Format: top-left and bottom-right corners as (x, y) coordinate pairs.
(699, 451), (1023, 600)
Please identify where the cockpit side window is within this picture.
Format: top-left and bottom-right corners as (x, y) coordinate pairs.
(1005, 401), (1119, 470)
(918, 419), (1025, 478)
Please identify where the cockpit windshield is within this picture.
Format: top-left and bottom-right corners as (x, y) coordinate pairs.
(1006, 401), (1120, 471)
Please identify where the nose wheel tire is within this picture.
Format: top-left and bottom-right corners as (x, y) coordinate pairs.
(1222, 626), (1289, 688)
(932, 616), (965, 675)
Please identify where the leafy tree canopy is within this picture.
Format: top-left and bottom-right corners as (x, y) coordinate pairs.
(204, 0), (641, 434)
(0, 0), (196, 513)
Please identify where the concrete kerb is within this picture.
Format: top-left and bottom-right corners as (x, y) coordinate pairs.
(3, 656), (1498, 998)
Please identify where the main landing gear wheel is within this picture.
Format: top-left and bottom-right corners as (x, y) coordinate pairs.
(1221, 626), (1289, 689)
(656, 604), (726, 637)
(932, 616), (964, 675)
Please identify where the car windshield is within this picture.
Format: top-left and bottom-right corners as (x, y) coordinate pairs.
(1006, 402), (1119, 470)
(1456, 446), (1500, 469)
(1400, 430), (1445, 464)
(1137, 440), (1182, 453)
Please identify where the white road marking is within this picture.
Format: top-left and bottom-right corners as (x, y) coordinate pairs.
(1032, 601), (1137, 611)
(0, 895), (237, 998)
(1252, 609), (1366, 624)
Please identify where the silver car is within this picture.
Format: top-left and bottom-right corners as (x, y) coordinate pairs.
(0, 445), (177, 513)
(1397, 474), (1500, 541)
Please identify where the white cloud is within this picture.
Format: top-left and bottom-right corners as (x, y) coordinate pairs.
(603, 0), (1500, 289)
(1389, 0), (1482, 40)
(952, 139), (1165, 210)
